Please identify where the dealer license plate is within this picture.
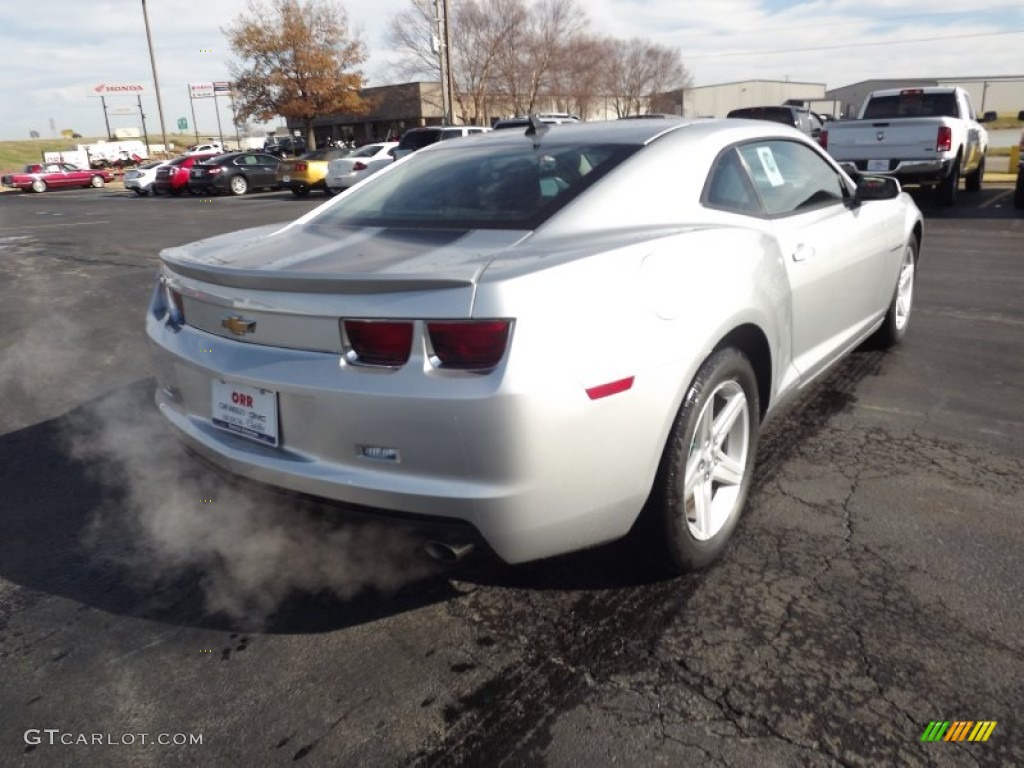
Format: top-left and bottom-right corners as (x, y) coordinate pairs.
(866, 159), (890, 172)
(211, 381), (279, 447)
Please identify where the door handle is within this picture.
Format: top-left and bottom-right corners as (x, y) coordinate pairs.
(791, 243), (815, 262)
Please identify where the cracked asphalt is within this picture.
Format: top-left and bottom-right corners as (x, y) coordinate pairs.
(0, 184), (1021, 767)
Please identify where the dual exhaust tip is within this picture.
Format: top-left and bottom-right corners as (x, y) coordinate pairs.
(424, 541), (475, 563)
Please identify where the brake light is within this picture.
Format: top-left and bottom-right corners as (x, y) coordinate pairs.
(899, 89), (924, 96)
(936, 126), (953, 153)
(343, 320), (413, 367)
(819, 129), (828, 150)
(353, 161), (368, 171)
(163, 281), (185, 325)
(294, 162), (307, 171)
(427, 321), (511, 370)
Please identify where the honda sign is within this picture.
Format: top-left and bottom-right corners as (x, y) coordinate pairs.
(90, 82), (146, 96)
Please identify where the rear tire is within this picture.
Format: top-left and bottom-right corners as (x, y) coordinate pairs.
(31, 179), (47, 193)
(133, 187), (149, 196)
(291, 185), (310, 197)
(90, 175), (105, 188)
(637, 348), (760, 574)
(229, 175), (248, 196)
(964, 156), (984, 192)
(937, 160), (959, 206)
(1014, 171), (1024, 210)
(874, 235), (918, 347)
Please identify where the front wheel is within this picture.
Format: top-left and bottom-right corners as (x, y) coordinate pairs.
(90, 175), (105, 188)
(132, 187), (149, 196)
(638, 348), (760, 574)
(964, 156), (984, 192)
(229, 175), (248, 196)
(874, 235), (918, 347)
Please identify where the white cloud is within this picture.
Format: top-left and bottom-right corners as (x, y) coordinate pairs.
(0, 0), (1021, 139)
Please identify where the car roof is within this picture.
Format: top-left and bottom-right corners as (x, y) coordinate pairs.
(433, 117), (695, 147)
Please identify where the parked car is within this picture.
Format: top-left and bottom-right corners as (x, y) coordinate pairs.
(123, 160), (168, 196)
(147, 119), (922, 572)
(324, 142), (398, 194)
(152, 154), (220, 196)
(492, 113), (581, 130)
(1, 162), (113, 193)
(1015, 114), (1024, 210)
(276, 147), (353, 196)
(726, 106), (823, 140)
(185, 142), (224, 156)
(392, 125), (490, 159)
(263, 136), (308, 158)
(822, 86), (990, 205)
(187, 152), (281, 196)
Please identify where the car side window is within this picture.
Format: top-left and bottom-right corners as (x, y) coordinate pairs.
(703, 148), (761, 215)
(737, 141), (847, 216)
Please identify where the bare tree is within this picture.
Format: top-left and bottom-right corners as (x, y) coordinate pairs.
(603, 38), (691, 118)
(224, 0), (369, 149)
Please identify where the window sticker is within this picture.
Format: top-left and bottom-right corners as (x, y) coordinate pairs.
(756, 146), (785, 187)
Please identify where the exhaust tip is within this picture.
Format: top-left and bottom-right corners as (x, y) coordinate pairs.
(424, 541), (475, 563)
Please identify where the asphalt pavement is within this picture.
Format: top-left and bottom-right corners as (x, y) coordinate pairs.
(0, 185), (1021, 767)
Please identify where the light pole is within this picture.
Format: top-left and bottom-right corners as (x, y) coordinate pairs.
(141, 0), (169, 155)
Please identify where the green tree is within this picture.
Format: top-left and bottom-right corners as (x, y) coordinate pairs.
(224, 0), (368, 150)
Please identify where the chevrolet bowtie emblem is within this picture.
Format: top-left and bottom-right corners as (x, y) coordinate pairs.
(222, 315), (256, 335)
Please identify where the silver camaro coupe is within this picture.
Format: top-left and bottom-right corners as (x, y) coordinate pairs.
(147, 118), (922, 572)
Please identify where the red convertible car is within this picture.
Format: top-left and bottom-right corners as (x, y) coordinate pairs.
(1, 163), (114, 193)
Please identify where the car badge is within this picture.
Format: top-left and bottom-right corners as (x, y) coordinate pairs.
(876, 131), (885, 142)
(222, 315), (256, 335)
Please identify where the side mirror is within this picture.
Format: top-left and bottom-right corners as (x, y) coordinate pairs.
(854, 175), (900, 202)
(981, 111), (998, 123)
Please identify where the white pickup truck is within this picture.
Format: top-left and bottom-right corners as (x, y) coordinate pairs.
(823, 86), (990, 205)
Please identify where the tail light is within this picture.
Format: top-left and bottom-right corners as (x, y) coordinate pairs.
(427, 320), (511, 370)
(160, 278), (185, 326)
(294, 162), (307, 171)
(936, 126), (953, 153)
(353, 161), (368, 171)
(819, 129), (828, 150)
(343, 320), (413, 367)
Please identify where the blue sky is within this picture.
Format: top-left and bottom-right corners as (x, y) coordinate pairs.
(0, 0), (1021, 140)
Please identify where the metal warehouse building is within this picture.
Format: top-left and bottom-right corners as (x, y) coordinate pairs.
(826, 76), (1024, 118)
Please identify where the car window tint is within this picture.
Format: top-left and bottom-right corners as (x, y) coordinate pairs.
(862, 92), (959, 119)
(704, 149), (761, 214)
(352, 144), (381, 157)
(45, 164), (61, 173)
(737, 141), (846, 216)
(314, 143), (638, 230)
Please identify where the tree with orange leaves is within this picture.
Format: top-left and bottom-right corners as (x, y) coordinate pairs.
(224, 0), (368, 150)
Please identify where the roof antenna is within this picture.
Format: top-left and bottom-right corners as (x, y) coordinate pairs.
(525, 114), (549, 146)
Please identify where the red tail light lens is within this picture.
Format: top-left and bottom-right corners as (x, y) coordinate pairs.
(294, 162), (307, 171)
(427, 321), (511, 370)
(819, 129), (828, 150)
(353, 161), (368, 171)
(344, 320), (413, 367)
(936, 126), (953, 153)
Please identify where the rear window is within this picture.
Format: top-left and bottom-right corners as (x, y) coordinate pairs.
(727, 107), (797, 126)
(862, 92), (959, 119)
(398, 130), (441, 151)
(312, 142), (638, 230)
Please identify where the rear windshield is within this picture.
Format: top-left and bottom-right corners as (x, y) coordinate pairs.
(311, 142), (638, 230)
(398, 130), (441, 151)
(862, 92), (959, 119)
(727, 107), (796, 126)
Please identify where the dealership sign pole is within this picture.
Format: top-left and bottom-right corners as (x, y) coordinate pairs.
(187, 85), (200, 143)
(141, 0), (169, 155)
(214, 82), (233, 149)
(89, 83), (147, 142)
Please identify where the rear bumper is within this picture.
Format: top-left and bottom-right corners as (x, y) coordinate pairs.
(839, 158), (953, 184)
(145, 312), (657, 565)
